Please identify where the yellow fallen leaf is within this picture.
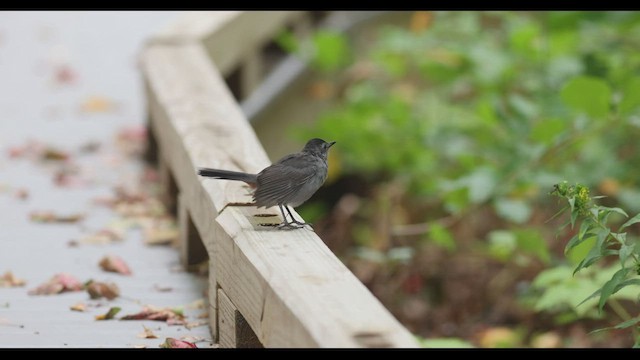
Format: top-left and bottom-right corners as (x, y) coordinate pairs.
(80, 95), (117, 113)
(70, 302), (87, 312)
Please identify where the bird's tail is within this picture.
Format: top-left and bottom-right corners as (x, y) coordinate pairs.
(197, 167), (257, 185)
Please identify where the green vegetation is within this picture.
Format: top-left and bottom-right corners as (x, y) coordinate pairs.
(279, 11), (640, 347)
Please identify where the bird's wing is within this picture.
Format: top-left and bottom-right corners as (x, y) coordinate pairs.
(253, 160), (318, 207)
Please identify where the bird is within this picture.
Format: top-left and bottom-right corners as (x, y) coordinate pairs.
(197, 138), (336, 229)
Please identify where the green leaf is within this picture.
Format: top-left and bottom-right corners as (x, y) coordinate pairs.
(611, 232), (627, 245)
(530, 118), (567, 145)
(573, 248), (617, 275)
(614, 316), (640, 330)
(621, 213), (640, 230)
(565, 225), (602, 255)
(426, 222), (456, 252)
(275, 29), (299, 54)
(589, 316), (640, 334)
(578, 220), (592, 242)
(311, 30), (350, 72)
(580, 277), (640, 308)
(572, 228), (612, 274)
(619, 242), (635, 265)
(465, 167), (497, 204)
(599, 206), (628, 218)
(417, 337), (474, 348)
(620, 76), (640, 115)
(598, 268), (630, 312)
(514, 228), (551, 264)
(487, 230), (517, 262)
(560, 76), (612, 118)
(494, 198), (532, 224)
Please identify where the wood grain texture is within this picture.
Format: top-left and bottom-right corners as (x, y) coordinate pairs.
(214, 206), (418, 348)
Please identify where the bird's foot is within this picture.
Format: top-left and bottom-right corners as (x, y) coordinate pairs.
(276, 220), (313, 230)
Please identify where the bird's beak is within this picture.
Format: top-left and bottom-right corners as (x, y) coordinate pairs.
(328, 141), (336, 148)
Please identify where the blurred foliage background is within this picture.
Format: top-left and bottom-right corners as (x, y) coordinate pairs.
(277, 11), (640, 347)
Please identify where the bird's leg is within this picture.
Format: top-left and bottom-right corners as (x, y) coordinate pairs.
(274, 205), (306, 230)
(284, 205), (313, 228)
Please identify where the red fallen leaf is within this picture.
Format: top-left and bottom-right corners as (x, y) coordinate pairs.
(29, 211), (84, 224)
(14, 188), (29, 200)
(116, 126), (147, 157)
(86, 280), (120, 300)
(160, 338), (197, 349)
(95, 306), (121, 321)
(28, 273), (83, 295)
(7, 142), (35, 159)
(54, 64), (77, 85)
(99, 255), (132, 275)
(121, 306), (185, 325)
(0, 271), (26, 288)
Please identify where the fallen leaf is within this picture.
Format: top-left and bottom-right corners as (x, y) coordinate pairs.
(121, 306), (185, 325)
(180, 335), (205, 343)
(160, 338), (197, 349)
(41, 147), (69, 161)
(70, 302), (87, 312)
(0, 271), (26, 288)
(86, 280), (120, 300)
(77, 141), (101, 154)
(78, 229), (123, 245)
(53, 64), (77, 85)
(186, 299), (205, 310)
(153, 284), (173, 292)
(143, 218), (178, 246)
(185, 320), (208, 330)
(14, 188), (29, 200)
(137, 325), (158, 339)
(99, 255), (132, 275)
(95, 306), (121, 320)
(28, 273), (83, 295)
(116, 126), (147, 157)
(53, 164), (91, 188)
(80, 95), (118, 114)
(197, 312), (208, 319)
(29, 211), (84, 224)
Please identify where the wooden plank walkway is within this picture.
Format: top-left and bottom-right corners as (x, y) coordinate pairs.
(0, 12), (215, 348)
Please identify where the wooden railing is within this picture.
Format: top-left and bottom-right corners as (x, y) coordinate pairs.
(141, 11), (418, 348)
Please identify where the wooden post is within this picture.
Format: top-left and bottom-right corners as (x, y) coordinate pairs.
(218, 288), (263, 348)
(178, 193), (208, 268)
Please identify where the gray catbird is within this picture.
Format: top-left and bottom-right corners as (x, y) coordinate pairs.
(197, 138), (335, 229)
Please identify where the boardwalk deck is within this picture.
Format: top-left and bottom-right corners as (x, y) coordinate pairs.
(0, 12), (214, 348)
